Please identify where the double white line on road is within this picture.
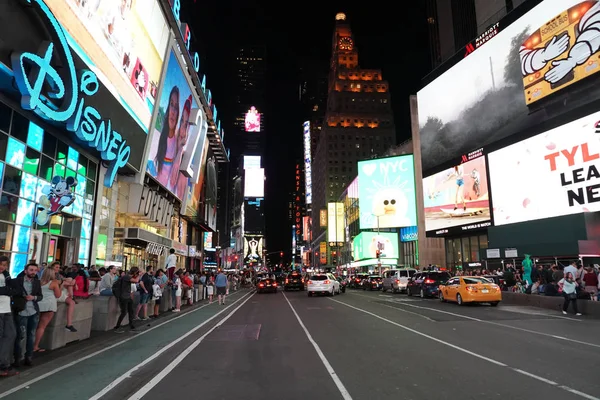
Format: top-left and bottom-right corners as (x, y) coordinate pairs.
(330, 298), (600, 400)
(0, 289), (253, 400)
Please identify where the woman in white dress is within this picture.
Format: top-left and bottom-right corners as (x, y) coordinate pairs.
(34, 268), (62, 352)
(173, 270), (182, 312)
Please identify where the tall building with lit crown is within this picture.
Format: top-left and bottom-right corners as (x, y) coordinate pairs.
(310, 13), (396, 264)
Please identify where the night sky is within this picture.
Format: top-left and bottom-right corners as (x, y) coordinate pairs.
(187, 1), (430, 256)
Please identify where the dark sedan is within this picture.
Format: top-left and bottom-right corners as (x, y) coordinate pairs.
(284, 272), (305, 291)
(257, 278), (278, 293)
(363, 276), (383, 291)
(406, 271), (451, 298)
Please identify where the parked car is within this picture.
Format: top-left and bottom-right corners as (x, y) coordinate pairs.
(406, 271), (451, 298)
(307, 273), (341, 296)
(349, 273), (369, 289)
(335, 276), (347, 293)
(382, 268), (418, 293)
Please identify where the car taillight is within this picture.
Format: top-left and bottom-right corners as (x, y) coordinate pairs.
(424, 279), (435, 284)
(324, 280), (330, 284)
(285, 279), (289, 284)
(259, 283), (264, 287)
(273, 283), (277, 286)
(308, 280), (313, 284)
(465, 286), (477, 291)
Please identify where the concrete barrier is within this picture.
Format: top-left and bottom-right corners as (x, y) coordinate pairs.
(91, 296), (129, 331)
(501, 292), (600, 317)
(40, 299), (93, 350)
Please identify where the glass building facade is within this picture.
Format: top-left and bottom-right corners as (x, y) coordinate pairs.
(0, 103), (97, 275)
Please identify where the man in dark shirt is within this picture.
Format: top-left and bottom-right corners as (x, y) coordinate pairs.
(114, 267), (140, 333)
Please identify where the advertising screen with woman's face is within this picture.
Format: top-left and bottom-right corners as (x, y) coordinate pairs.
(146, 50), (200, 201)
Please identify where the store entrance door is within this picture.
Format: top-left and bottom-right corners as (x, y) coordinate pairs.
(47, 236), (75, 266)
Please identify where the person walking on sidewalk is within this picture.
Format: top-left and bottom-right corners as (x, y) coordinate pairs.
(113, 267), (140, 332)
(13, 263), (42, 367)
(559, 272), (581, 316)
(215, 269), (227, 305)
(0, 256), (17, 376)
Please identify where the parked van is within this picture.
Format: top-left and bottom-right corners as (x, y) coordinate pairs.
(382, 268), (418, 293)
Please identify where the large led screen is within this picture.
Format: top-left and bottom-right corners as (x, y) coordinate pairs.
(327, 202), (344, 243)
(417, 0), (600, 171)
(352, 232), (399, 261)
(245, 106), (261, 132)
(423, 156), (491, 232)
(244, 198), (265, 234)
(303, 121), (312, 205)
(244, 168), (265, 198)
(147, 50), (201, 201)
(358, 155), (417, 229)
(488, 110), (600, 225)
(46, 0), (169, 132)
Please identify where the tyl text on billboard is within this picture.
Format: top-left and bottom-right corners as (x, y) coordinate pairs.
(545, 142), (600, 206)
(12, 0), (130, 187)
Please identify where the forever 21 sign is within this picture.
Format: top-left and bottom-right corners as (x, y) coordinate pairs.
(138, 186), (174, 227)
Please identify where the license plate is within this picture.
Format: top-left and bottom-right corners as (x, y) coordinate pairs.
(481, 289), (488, 293)
(267, 284), (271, 286)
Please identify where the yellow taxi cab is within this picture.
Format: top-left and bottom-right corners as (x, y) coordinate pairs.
(438, 276), (501, 306)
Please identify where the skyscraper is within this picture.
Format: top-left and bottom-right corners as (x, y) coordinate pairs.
(310, 13), (396, 261)
(426, 0), (531, 67)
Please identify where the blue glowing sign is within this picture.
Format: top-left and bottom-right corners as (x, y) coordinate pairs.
(11, 0), (130, 188)
(400, 226), (418, 242)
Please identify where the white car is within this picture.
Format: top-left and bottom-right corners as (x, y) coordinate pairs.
(307, 274), (341, 296)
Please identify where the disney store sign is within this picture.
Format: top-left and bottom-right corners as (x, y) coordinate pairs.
(10, 0), (130, 187)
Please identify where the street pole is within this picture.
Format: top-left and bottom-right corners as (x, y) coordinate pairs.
(377, 215), (381, 274)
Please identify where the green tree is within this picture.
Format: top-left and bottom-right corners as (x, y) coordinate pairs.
(504, 26), (532, 88)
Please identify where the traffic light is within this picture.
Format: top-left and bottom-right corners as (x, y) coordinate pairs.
(376, 249), (381, 258)
(280, 251), (284, 257)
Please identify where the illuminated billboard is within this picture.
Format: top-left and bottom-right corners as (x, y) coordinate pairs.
(303, 216), (312, 242)
(488, 110), (600, 225)
(244, 155), (261, 169)
(358, 155), (417, 229)
(423, 155), (491, 234)
(417, 0), (600, 171)
(319, 209), (327, 227)
(353, 232), (399, 261)
(245, 106), (261, 132)
(303, 121), (313, 204)
(244, 168), (265, 198)
(327, 202), (344, 243)
(203, 232), (213, 249)
(45, 0), (169, 133)
(319, 242), (327, 265)
(147, 49), (202, 201)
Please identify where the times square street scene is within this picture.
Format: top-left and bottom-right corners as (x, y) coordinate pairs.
(1, 0), (600, 399)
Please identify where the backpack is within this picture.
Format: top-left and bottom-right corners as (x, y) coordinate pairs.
(112, 278), (123, 299)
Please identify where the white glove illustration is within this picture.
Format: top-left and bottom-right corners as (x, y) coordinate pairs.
(542, 34), (570, 62)
(545, 57), (577, 83)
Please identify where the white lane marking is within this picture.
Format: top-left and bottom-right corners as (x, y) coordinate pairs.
(375, 297), (600, 349)
(283, 292), (353, 400)
(125, 292), (255, 400)
(331, 298), (600, 400)
(88, 291), (255, 400)
(374, 301), (436, 322)
(0, 290), (251, 400)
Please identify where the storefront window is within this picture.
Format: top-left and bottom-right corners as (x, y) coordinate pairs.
(462, 239), (470, 262)
(470, 236), (480, 261)
(0, 110), (99, 275)
(479, 234), (488, 249)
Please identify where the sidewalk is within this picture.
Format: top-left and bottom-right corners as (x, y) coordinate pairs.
(0, 289), (252, 400)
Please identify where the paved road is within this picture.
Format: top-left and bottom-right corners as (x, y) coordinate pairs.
(1, 288), (600, 400)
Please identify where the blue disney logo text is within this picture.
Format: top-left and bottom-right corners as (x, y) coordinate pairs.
(11, 0), (130, 187)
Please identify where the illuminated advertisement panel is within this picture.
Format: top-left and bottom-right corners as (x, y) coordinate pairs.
(303, 216), (312, 242)
(303, 121), (312, 205)
(327, 202), (344, 243)
(423, 155), (491, 235)
(203, 232), (213, 250)
(400, 226), (418, 242)
(488, 110), (600, 225)
(244, 168), (265, 198)
(417, 0), (600, 171)
(352, 232), (399, 261)
(45, 0), (169, 133)
(319, 209), (327, 227)
(319, 242), (327, 265)
(245, 106), (261, 132)
(243, 155), (261, 169)
(146, 50), (201, 201)
(358, 155), (417, 229)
